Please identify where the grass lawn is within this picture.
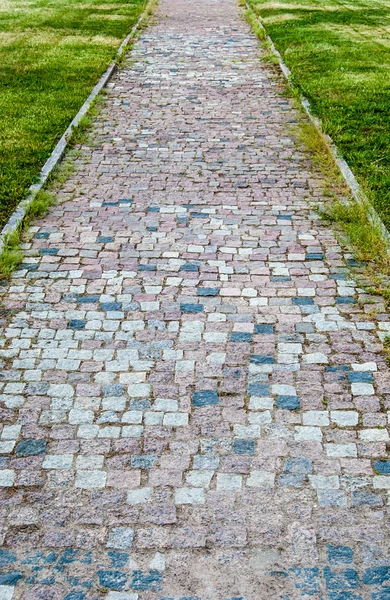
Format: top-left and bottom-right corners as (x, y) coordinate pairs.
(246, 0), (390, 230)
(0, 0), (145, 230)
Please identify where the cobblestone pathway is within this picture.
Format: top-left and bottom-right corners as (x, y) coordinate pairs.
(1, 0), (390, 597)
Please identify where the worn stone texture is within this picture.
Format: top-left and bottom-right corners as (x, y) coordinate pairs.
(0, 0), (389, 597)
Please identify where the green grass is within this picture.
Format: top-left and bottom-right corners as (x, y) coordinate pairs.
(0, 229), (23, 278)
(24, 189), (55, 221)
(322, 199), (390, 266)
(246, 0), (390, 230)
(296, 120), (390, 269)
(0, 189), (55, 278)
(0, 0), (146, 231)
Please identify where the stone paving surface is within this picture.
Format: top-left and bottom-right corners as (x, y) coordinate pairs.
(1, 0), (390, 597)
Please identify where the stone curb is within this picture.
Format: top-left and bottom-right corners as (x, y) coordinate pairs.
(0, 0), (155, 252)
(244, 1), (390, 246)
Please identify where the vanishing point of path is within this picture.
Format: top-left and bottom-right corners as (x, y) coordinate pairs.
(1, 0), (390, 598)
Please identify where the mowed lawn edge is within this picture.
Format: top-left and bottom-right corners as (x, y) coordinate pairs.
(246, 0), (390, 231)
(0, 0), (147, 230)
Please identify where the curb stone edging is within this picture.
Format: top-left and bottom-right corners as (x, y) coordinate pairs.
(244, 0), (390, 247)
(0, 0), (155, 253)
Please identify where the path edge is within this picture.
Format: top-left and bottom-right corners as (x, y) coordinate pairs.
(0, 0), (156, 252)
(244, 0), (390, 246)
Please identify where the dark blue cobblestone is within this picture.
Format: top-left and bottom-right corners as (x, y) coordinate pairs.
(131, 569), (163, 590)
(250, 354), (274, 364)
(40, 576), (56, 584)
(290, 568), (321, 595)
(107, 552), (129, 568)
(40, 247), (59, 255)
(248, 383), (270, 396)
(181, 303), (204, 313)
(192, 390), (219, 406)
(347, 259), (364, 267)
(100, 302), (122, 311)
(254, 324), (274, 334)
(58, 549), (91, 565)
(131, 454), (158, 469)
(324, 567), (359, 590)
(54, 565), (65, 573)
(293, 297), (314, 305)
(197, 287), (219, 296)
(328, 593), (363, 600)
(58, 549), (77, 565)
(97, 570), (127, 590)
(77, 295), (99, 304)
(68, 319), (85, 330)
(230, 332), (252, 342)
(139, 264), (157, 271)
(271, 276), (291, 282)
(66, 576), (92, 589)
(61, 293), (78, 302)
(17, 263), (37, 271)
(327, 546), (354, 565)
(130, 399), (151, 410)
(372, 589), (390, 600)
(277, 395), (300, 410)
(374, 460), (390, 474)
(0, 550), (16, 567)
(347, 372), (373, 383)
(97, 236), (113, 243)
(362, 567), (390, 586)
(180, 263), (199, 271)
(15, 439), (47, 457)
(22, 551), (56, 565)
(233, 439), (255, 455)
(0, 571), (23, 585)
(11, 439), (41, 463)
(336, 297), (356, 304)
(306, 253), (324, 260)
